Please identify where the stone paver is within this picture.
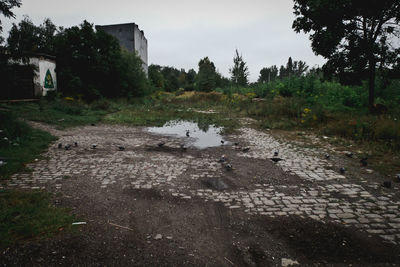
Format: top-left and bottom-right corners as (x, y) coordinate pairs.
(2, 123), (400, 245)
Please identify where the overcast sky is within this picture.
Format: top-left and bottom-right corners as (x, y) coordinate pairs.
(2, 0), (326, 81)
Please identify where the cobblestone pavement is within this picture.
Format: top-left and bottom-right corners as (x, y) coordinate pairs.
(3, 122), (400, 245)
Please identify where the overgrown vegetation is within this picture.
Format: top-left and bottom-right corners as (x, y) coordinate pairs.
(0, 111), (73, 249)
(0, 191), (73, 249)
(2, 0), (399, 253)
(0, 112), (56, 179)
(1, 98), (109, 129)
(4, 18), (149, 101)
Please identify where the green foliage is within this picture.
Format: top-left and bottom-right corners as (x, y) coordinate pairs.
(103, 94), (237, 133)
(258, 57), (309, 86)
(0, 0), (21, 39)
(148, 64), (165, 91)
(7, 17), (57, 60)
(279, 57), (309, 79)
(292, 0), (400, 109)
(55, 21), (117, 100)
(258, 65), (278, 83)
(229, 49), (249, 86)
(0, 191), (73, 249)
(1, 99), (107, 129)
(148, 65), (197, 92)
(197, 57), (217, 92)
(0, 112), (57, 179)
(118, 49), (149, 97)
(6, 18), (149, 100)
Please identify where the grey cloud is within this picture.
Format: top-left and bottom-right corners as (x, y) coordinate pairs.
(2, 0), (325, 81)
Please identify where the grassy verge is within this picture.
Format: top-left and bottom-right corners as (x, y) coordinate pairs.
(2, 92), (399, 177)
(233, 96), (400, 176)
(0, 191), (73, 249)
(0, 112), (73, 250)
(0, 98), (109, 129)
(1, 93), (240, 133)
(103, 96), (238, 134)
(0, 112), (57, 179)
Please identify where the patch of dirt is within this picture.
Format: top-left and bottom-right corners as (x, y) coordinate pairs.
(4, 180), (398, 266)
(2, 123), (400, 266)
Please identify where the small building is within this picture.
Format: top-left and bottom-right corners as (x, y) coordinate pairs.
(96, 22), (148, 74)
(1, 54), (57, 100)
(30, 54), (57, 97)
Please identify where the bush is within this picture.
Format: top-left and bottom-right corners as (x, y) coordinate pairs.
(50, 99), (86, 115)
(90, 98), (112, 111)
(0, 112), (31, 149)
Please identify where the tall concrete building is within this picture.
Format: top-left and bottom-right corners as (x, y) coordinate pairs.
(96, 22), (148, 74)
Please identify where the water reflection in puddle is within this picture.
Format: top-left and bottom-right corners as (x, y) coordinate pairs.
(147, 120), (227, 149)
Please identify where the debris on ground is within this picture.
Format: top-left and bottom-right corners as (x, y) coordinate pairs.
(281, 258), (299, 266)
(154, 234), (163, 240)
(72, 222), (87, 225)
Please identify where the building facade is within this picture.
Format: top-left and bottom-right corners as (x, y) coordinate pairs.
(1, 54), (57, 100)
(30, 55), (57, 96)
(96, 23), (148, 74)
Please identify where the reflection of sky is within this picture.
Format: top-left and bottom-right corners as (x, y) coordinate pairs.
(148, 120), (227, 149)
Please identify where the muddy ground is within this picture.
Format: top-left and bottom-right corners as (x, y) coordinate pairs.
(1, 122), (400, 266)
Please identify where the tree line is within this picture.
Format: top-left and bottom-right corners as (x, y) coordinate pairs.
(1, 0), (399, 110)
(2, 17), (147, 101)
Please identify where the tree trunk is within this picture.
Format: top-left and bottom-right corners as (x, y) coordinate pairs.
(368, 58), (376, 113)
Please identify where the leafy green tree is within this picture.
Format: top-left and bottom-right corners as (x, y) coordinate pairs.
(292, 60), (309, 76)
(160, 66), (180, 91)
(4, 18), (148, 100)
(197, 57), (217, 92)
(55, 20), (126, 99)
(148, 65), (197, 91)
(117, 49), (149, 97)
(185, 68), (197, 90)
(279, 57), (308, 79)
(7, 17), (57, 60)
(186, 69), (196, 85)
(0, 0), (21, 41)
(148, 64), (165, 90)
(229, 49), (249, 86)
(258, 65), (278, 83)
(216, 71), (231, 88)
(292, 0), (400, 111)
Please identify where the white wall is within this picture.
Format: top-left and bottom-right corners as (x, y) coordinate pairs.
(31, 57), (57, 96)
(134, 26), (148, 74)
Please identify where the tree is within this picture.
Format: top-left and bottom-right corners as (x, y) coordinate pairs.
(7, 17), (57, 60)
(4, 18), (148, 100)
(292, 0), (400, 111)
(197, 57), (217, 92)
(215, 71), (231, 88)
(229, 49), (249, 86)
(0, 0), (21, 40)
(148, 64), (165, 90)
(185, 68), (196, 90)
(258, 65), (278, 83)
(160, 66), (180, 91)
(117, 49), (149, 97)
(278, 57), (308, 79)
(293, 60), (309, 76)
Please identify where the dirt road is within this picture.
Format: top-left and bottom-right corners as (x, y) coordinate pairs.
(2, 122), (400, 266)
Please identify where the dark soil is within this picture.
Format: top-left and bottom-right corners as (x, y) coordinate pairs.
(1, 124), (400, 266)
(2, 179), (399, 266)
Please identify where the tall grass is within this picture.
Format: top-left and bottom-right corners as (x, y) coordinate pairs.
(0, 191), (73, 249)
(0, 112), (57, 179)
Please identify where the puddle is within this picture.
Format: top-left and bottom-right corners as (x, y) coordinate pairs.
(147, 120), (227, 149)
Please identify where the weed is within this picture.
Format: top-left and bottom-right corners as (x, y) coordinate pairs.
(0, 190), (73, 249)
(0, 113), (56, 179)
